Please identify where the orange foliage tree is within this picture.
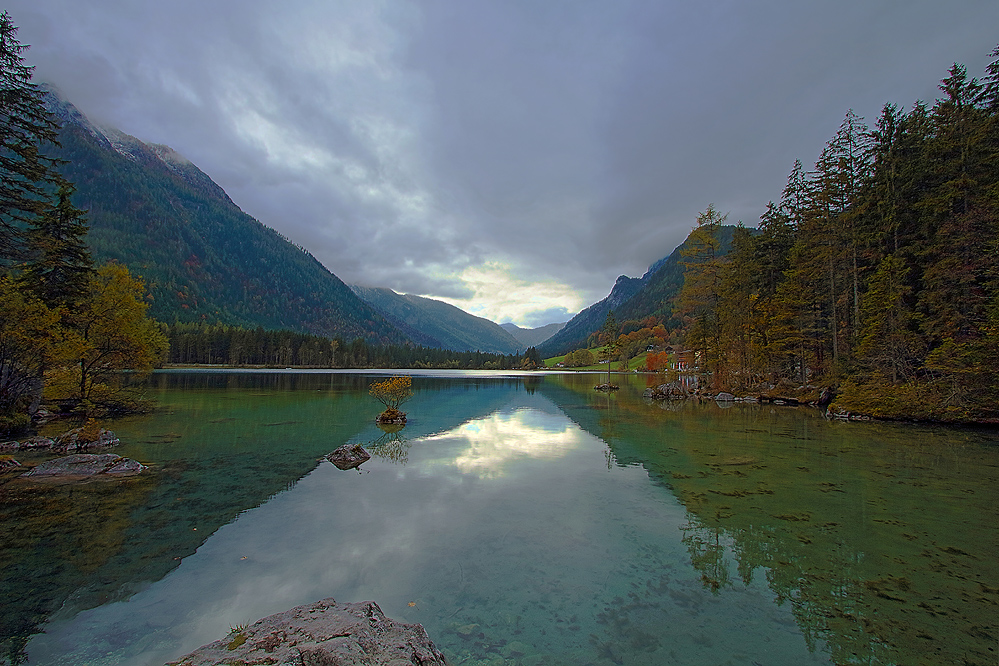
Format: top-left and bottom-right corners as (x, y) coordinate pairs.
(644, 351), (670, 373)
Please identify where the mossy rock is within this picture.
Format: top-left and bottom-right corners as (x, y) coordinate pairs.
(376, 408), (407, 424)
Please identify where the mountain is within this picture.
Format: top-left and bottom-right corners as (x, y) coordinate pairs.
(42, 88), (407, 343)
(615, 224), (741, 323)
(500, 322), (565, 348)
(538, 225), (743, 357)
(537, 274), (645, 357)
(350, 286), (525, 354)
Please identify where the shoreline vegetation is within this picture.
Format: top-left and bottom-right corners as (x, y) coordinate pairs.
(153, 362), (998, 427)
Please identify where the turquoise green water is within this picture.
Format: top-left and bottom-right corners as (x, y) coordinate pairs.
(1, 371), (996, 665)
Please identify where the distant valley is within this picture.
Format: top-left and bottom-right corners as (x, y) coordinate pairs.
(500, 322), (565, 348)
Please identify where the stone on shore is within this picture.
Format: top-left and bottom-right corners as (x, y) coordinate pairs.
(0, 427), (120, 452)
(0, 436), (55, 451)
(56, 425), (120, 450)
(326, 443), (372, 470)
(21, 453), (145, 478)
(166, 598), (447, 666)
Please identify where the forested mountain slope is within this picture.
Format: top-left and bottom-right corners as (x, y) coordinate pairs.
(350, 285), (525, 354)
(615, 225), (740, 324)
(537, 274), (644, 357)
(538, 225), (741, 357)
(43, 89), (407, 343)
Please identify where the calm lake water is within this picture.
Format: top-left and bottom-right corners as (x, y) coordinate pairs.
(1, 370), (997, 666)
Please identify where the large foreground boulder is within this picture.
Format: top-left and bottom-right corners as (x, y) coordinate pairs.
(21, 453), (145, 478)
(167, 598), (447, 666)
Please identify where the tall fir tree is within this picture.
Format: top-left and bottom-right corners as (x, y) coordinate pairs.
(19, 180), (92, 309)
(677, 205), (727, 387)
(0, 11), (62, 261)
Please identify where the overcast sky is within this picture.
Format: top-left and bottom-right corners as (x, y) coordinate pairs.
(7, 1), (998, 326)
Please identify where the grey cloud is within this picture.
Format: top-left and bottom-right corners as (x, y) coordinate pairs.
(8, 0), (999, 324)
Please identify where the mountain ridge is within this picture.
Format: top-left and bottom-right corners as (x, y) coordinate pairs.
(43, 88), (409, 343)
(350, 285), (525, 354)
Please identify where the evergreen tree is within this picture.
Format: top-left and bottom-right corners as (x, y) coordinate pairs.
(677, 205), (727, 386)
(754, 200), (794, 297)
(522, 346), (542, 369)
(979, 44), (999, 111)
(717, 225), (762, 388)
(19, 180), (92, 308)
(809, 109), (873, 365)
(856, 254), (923, 383)
(918, 63), (993, 347)
(0, 12), (62, 260)
(779, 159), (809, 228)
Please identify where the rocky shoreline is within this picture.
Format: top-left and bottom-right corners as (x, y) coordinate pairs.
(0, 423), (120, 453)
(643, 383), (834, 407)
(0, 425), (148, 479)
(641, 383), (884, 421)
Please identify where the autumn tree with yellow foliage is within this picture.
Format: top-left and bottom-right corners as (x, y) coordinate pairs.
(369, 375), (413, 424)
(0, 277), (60, 431)
(44, 263), (167, 414)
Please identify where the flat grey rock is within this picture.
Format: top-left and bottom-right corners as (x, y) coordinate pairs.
(21, 453), (145, 478)
(167, 598), (446, 666)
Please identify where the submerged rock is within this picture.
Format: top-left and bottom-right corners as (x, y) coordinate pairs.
(326, 443), (372, 470)
(21, 453), (145, 478)
(167, 598), (446, 666)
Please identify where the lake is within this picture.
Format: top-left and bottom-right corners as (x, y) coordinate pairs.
(2, 370), (997, 666)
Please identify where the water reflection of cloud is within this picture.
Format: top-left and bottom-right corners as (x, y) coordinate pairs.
(423, 409), (582, 478)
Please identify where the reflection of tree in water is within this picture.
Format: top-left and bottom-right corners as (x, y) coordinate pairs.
(367, 424), (411, 465)
(672, 511), (992, 666)
(680, 519), (733, 593)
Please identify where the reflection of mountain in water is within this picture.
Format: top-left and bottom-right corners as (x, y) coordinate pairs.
(539, 375), (999, 666)
(0, 371), (547, 663)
